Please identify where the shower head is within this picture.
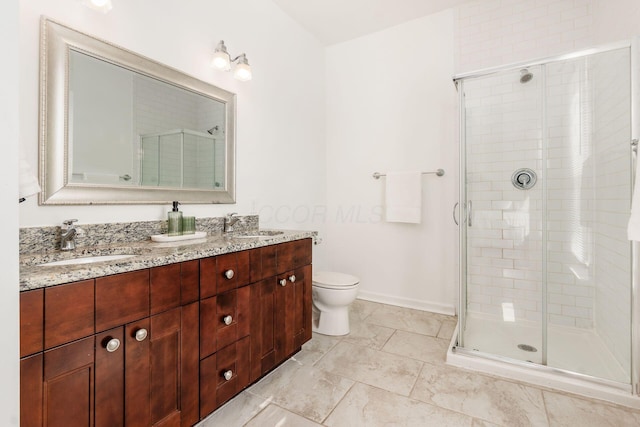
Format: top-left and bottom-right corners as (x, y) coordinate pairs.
(207, 125), (219, 135)
(520, 68), (533, 83)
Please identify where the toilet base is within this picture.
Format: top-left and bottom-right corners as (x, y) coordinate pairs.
(312, 305), (350, 336)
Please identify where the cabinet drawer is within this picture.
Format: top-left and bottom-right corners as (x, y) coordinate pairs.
(200, 251), (251, 298)
(96, 270), (150, 332)
(181, 260), (200, 305)
(200, 286), (250, 358)
(150, 263), (181, 315)
(249, 246), (277, 283)
(276, 239), (312, 274)
(20, 289), (43, 357)
(45, 280), (95, 350)
(199, 336), (250, 417)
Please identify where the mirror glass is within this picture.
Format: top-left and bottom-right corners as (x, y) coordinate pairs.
(40, 19), (236, 204)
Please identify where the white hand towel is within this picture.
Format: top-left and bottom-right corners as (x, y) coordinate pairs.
(628, 159), (640, 240)
(19, 145), (41, 200)
(385, 171), (422, 224)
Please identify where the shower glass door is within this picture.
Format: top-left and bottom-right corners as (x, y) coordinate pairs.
(458, 46), (632, 385)
(460, 65), (545, 365)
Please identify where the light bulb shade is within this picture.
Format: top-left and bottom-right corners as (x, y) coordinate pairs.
(211, 40), (231, 71)
(83, 0), (113, 13)
(233, 56), (252, 81)
(211, 51), (231, 71)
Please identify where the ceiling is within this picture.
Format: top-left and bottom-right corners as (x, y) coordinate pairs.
(271, 0), (469, 46)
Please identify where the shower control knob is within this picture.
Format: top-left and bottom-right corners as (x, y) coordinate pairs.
(511, 168), (537, 190)
(289, 275), (296, 283)
(223, 315), (233, 325)
(134, 328), (148, 342)
(223, 370), (233, 381)
(279, 279), (287, 287)
(224, 269), (234, 280)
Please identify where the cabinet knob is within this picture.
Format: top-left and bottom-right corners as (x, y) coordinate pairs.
(223, 370), (233, 381)
(279, 279), (287, 287)
(223, 315), (233, 325)
(224, 269), (234, 280)
(289, 275), (296, 283)
(135, 328), (148, 342)
(105, 338), (121, 353)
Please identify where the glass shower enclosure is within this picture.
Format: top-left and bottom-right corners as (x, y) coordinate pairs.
(454, 43), (636, 391)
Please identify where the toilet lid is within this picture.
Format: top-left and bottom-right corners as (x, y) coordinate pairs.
(313, 271), (359, 289)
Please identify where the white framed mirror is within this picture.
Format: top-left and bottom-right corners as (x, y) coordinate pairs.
(39, 18), (236, 205)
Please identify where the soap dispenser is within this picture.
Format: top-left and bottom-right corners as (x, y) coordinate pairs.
(168, 201), (183, 236)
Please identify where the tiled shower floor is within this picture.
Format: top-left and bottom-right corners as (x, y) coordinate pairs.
(197, 299), (640, 426)
(462, 313), (629, 383)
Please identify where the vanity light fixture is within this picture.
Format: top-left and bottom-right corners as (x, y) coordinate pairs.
(83, 0), (113, 13)
(211, 40), (252, 81)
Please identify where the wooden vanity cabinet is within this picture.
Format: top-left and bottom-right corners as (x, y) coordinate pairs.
(250, 239), (313, 381)
(19, 261), (200, 427)
(20, 238), (313, 427)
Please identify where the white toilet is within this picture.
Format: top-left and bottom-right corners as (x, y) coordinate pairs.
(312, 271), (360, 336)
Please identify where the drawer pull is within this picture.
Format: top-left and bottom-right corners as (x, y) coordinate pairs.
(135, 328), (148, 342)
(224, 269), (235, 280)
(289, 275), (296, 283)
(105, 338), (121, 353)
(223, 315), (233, 325)
(223, 370), (233, 381)
(279, 279), (287, 287)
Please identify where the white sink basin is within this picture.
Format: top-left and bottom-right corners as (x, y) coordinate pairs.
(39, 254), (135, 267)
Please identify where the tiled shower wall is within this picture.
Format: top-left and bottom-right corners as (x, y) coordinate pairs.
(544, 57), (596, 329)
(591, 50), (631, 372)
(465, 71), (544, 323)
(465, 49), (630, 336)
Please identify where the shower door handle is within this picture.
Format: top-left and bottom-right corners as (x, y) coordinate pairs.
(453, 202), (459, 225)
(453, 202), (472, 226)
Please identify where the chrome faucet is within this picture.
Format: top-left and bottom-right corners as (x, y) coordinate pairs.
(60, 219), (79, 251)
(224, 212), (240, 233)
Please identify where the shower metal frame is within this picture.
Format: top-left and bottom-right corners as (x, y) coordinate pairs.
(453, 40), (640, 397)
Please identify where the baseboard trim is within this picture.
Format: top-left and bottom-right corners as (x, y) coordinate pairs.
(357, 290), (456, 316)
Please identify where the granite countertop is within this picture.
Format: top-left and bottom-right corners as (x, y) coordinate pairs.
(20, 229), (316, 291)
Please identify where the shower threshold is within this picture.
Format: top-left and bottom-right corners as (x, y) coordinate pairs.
(446, 322), (639, 410)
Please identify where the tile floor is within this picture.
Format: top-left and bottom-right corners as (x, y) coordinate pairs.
(198, 299), (640, 426)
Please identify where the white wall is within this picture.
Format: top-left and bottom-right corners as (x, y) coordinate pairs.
(1, 0), (20, 423)
(19, 0), (327, 257)
(325, 10), (458, 314)
(455, 0), (595, 75)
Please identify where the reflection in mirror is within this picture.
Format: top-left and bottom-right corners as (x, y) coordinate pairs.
(39, 18), (236, 204)
(69, 50), (226, 189)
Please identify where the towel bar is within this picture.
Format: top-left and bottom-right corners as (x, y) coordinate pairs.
(372, 169), (445, 179)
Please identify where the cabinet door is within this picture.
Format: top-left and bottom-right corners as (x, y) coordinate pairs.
(95, 327), (125, 427)
(20, 353), (43, 427)
(275, 265), (313, 362)
(125, 306), (198, 427)
(149, 309), (181, 426)
(275, 272), (296, 361)
(249, 279), (277, 382)
(43, 336), (95, 427)
(291, 265), (313, 349)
